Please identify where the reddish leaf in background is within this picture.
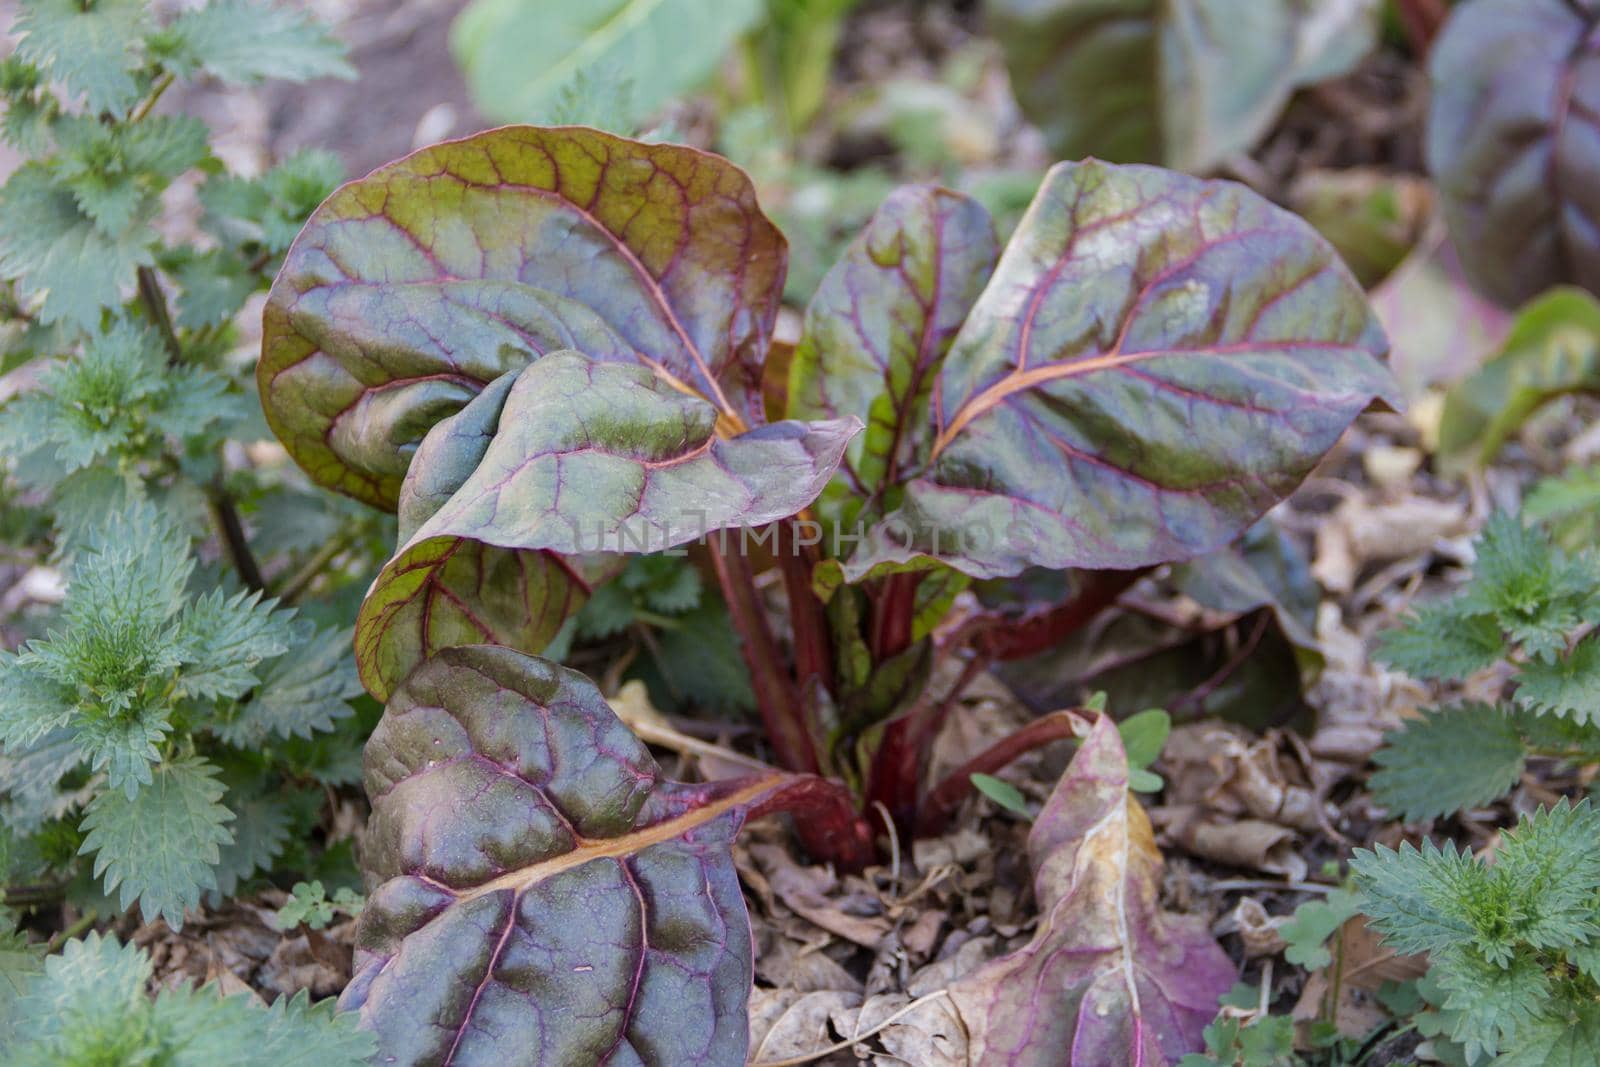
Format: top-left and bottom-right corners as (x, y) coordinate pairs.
(259, 125), (787, 510)
(340, 644), (870, 1066)
(950, 714), (1234, 1065)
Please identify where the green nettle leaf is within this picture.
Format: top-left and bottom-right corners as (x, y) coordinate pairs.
(0, 163), (152, 330)
(155, 0), (355, 86)
(355, 352), (857, 700)
(199, 149), (345, 255)
(450, 0), (764, 129)
(172, 588), (296, 702)
(989, 0), (1380, 172)
(259, 125), (789, 510)
(1516, 637), (1600, 724)
(210, 793), (295, 896)
(213, 626), (361, 744)
(1428, 0), (1600, 307)
(1369, 703), (1526, 821)
(837, 160), (1397, 583)
(13, 0), (145, 117)
(339, 644), (858, 1066)
(787, 184), (999, 501)
(78, 756), (235, 929)
(54, 114), (212, 235)
(1372, 602), (1505, 682)
(4, 933), (374, 1065)
(1439, 288), (1600, 467)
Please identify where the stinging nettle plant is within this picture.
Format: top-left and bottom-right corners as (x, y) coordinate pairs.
(258, 124), (1397, 1061)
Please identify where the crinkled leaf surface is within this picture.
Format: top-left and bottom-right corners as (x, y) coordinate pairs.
(341, 644), (826, 1066)
(1428, 0), (1600, 307)
(838, 160), (1396, 582)
(950, 714), (1234, 1064)
(260, 125), (787, 509)
(989, 0), (1379, 172)
(356, 351), (857, 700)
(787, 184), (998, 500)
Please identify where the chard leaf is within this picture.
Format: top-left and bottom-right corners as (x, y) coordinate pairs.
(839, 160), (1396, 582)
(1428, 0), (1600, 308)
(340, 644), (862, 1066)
(787, 184), (998, 501)
(990, 0), (1380, 172)
(1438, 288), (1600, 467)
(259, 125), (787, 510)
(355, 352), (857, 700)
(949, 714), (1234, 1064)
(451, 0), (764, 130)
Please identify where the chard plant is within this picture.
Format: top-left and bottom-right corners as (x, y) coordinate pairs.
(258, 122), (1397, 1061)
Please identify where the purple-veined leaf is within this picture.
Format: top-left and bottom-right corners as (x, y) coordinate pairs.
(340, 643), (869, 1066)
(1427, 0), (1600, 308)
(259, 125), (787, 510)
(837, 159), (1397, 583)
(949, 713), (1234, 1065)
(787, 184), (999, 500)
(355, 351), (858, 700)
(989, 0), (1379, 173)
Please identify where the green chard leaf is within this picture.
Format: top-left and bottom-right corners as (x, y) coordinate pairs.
(355, 353), (856, 700)
(989, 0), (1380, 172)
(836, 160), (1397, 583)
(1428, 0), (1600, 307)
(450, 0), (762, 129)
(339, 644), (864, 1066)
(78, 756), (234, 929)
(259, 125), (790, 510)
(787, 184), (999, 503)
(1438, 288), (1600, 467)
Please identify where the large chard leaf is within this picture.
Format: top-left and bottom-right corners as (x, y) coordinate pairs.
(950, 714), (1234, 1064)
(1428, 0), (1600, 308)
(988, 0), (1380, 173)
(341, 644), (857, 1066)
(787, 184), (999, 503)
(356, 351), (857, 700)
(259, 125), (787, 510)
(838, 159), (1396, 583)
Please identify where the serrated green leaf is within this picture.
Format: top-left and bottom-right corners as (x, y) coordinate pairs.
(1351, 840), (1483, 958)
(1494, 1003), (1600, 1067)
(169, 247), (256, 328)
(214, 626), (359, 744)
(1461, 512), (1597, 659)
(54, 115), (210, 236)
(1373, 603), (1505, 682)
(0, 652), (74, 752)
(1369, 703), (1526, 820)
(5, 933), (374, 1065)
(157, 0), (353, 86)
(1516, 637), (1600, 724)
(211, 793), (294, 896)
(574, 581), (638, 640)
(0, 163), (152, 331)
(13, 0), (145, 116)
(78, 756), (235, 929)
(174, 588), (296, 702)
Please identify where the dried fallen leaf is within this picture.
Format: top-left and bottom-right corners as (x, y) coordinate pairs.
(949, 715), (1234, 1065)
